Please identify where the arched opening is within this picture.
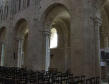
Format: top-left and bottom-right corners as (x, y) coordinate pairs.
(15, 19), (29, 68)
(100, 1), (109, 81)
(43, 4), (71, 72)
(0, 27), (6, 66)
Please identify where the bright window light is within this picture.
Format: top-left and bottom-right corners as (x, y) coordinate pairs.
(50, 28), (58, 49)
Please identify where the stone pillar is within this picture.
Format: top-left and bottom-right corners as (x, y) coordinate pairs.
(17, 38), (24, 68)
(43, 30), (50, 71)
(1, 42), (5, 66)
(94, 16), (102, 76)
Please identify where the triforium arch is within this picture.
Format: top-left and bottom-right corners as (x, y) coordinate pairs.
(0, 27), (6, 66)
(100, 0), (109, 80)
(43, 4), (71, 72)
(14, 19), (29, 68)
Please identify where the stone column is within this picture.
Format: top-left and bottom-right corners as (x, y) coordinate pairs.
(93, 16), (102, 76)
(17, 38), (24, 68)
(43, 30), (50, 71)
(1, 41), (5, 66)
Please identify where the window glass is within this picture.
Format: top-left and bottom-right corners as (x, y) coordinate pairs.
(50, 28), (58, 49)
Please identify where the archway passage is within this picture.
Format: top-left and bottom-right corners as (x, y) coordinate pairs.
(100, 1), (109, 81)
(44, 5), (71, 72)
(0, 27), (6, 66)
(15, 19), (29, 68)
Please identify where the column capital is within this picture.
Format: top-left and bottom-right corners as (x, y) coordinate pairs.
(41, 29), (50, 37)
(16, 36), (24, 41)
(90, 16), (102, 25)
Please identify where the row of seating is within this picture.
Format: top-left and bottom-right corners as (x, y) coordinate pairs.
(0, 66), (100, 84)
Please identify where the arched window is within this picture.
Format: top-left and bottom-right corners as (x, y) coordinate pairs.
(50, 28), (58, 49)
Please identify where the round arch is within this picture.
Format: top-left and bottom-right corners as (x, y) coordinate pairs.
(14, 19), (29, 68)
(42, 4), (71, 72)
(101, 0), (109, 7)
(40, 3), (71, 26)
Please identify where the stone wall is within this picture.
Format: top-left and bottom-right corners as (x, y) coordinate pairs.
(0, 0), (101, 77)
